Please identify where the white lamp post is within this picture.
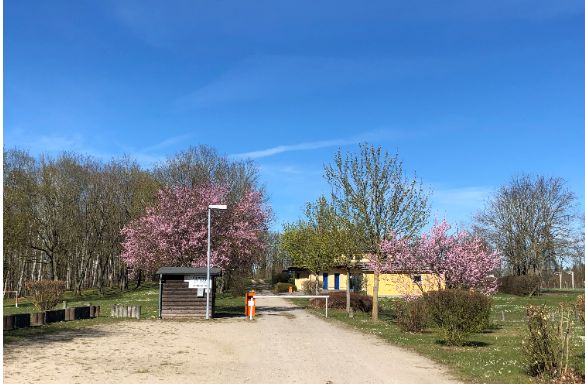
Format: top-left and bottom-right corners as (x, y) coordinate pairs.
(206, 204), (227, 319)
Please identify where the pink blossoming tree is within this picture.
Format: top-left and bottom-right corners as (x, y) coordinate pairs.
(379, 220), (501, 294)
(121, 183), (269, 276)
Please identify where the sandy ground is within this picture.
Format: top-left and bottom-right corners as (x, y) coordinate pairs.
(4, 297), (460, 383)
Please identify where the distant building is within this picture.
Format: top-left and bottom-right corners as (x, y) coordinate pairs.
(289, 261), (443, 297)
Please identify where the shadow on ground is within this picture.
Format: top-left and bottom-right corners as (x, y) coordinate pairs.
(4, 324), (112, 347)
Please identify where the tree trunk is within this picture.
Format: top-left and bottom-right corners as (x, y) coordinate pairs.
(135, 269), (142, 289)
(372, 272), (380, 321)
(346, 268), (351, 314)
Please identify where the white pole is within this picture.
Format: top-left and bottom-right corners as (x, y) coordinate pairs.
(571, 271), (575, 289)
(205, 208), (211, 320)
(559, 272), (562, 289)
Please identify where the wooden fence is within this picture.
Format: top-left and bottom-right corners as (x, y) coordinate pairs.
(111, 304), (141, 319)
(3, 305), (100, 331)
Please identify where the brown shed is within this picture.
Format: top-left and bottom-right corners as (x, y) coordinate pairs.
(156, 267), (222, 319)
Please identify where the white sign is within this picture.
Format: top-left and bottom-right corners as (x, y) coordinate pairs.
(184, 276), (209, 289)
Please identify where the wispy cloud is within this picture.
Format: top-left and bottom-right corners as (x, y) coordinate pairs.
(175, 55), (430, 109)
(230, 129), (403, 160)
(232, 139), (354, 160)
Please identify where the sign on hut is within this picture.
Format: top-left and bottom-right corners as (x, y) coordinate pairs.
(156, 267), (222, 319)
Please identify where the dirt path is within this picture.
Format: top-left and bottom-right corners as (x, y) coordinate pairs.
(4, 297), (460, 383)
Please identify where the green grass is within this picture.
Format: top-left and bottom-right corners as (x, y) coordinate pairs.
(292, 290), (585, 384)
(3, 283), (245, 344)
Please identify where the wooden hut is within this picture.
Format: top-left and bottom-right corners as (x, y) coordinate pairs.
(156, 267), (222, 319)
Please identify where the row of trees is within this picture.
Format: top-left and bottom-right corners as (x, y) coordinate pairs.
(3, 146), (271, 295)
(281, 143), (583, 320)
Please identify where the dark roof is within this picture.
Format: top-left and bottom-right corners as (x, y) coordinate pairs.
(156, 267), (222, 276)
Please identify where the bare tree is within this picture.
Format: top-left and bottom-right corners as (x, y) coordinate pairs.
(474, 175), (578, 276)
(324, 144), (430, 320)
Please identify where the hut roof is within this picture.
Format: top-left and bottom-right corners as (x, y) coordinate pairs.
(156, 267), (222, 276)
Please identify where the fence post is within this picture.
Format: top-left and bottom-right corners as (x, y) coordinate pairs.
(501, 310), (505, 321)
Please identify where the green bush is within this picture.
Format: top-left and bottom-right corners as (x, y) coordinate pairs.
(524, 305), (573, 378)
(25, 280), (66, 311)
(273, 282), (297, 293)
(424, 289), (492, 345)
(394, 297), (428, 333)
(498, 275), (541, 296)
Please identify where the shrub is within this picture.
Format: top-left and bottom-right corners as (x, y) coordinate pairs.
(498, 275), (541, 296)
(302, 280), (318, 294)
(575, 295), (585, 326)
(310, 291), (372, 313)
(424, 289), (492, 345)
(273, 282), (297, 293)
(25, 280), (66, 311)
(394, 297), (428, 333)
(524, 304), (574, 378)
(272, 271), (291, 284)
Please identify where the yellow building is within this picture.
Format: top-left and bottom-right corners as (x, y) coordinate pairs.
(290, 266), (443, 297)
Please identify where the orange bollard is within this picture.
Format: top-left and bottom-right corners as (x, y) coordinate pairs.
(245, 290), (256, 317)
(288, 286), (293, 294)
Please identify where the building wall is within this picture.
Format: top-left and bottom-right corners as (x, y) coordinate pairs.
(161, 275), (216, 318)
(294, 269), (357, 292)
(364, 272), (443, 296)
(294, 269), (443, 296)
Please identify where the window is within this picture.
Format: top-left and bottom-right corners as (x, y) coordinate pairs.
(413, 275), (422, 283)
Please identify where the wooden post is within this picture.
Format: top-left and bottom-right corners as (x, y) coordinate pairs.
(501, 310), (505, 321)
(136, 306), (141, 320)
(111, 305), (116, 317)
(89, 306), (95, 318)
(4, 315), (14, 330)
(95, 305), (100, 317)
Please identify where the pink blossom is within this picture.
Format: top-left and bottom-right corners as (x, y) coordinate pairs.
(121, 184), (270, 275)
(380, 220), (501, 294)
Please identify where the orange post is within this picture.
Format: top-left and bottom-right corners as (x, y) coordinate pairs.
(288, 286), (293, 294)
(245, 290), (256, 316)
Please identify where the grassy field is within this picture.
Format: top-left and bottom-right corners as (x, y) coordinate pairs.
(3, 283), (245, 344)
(294, 290), (585, 384)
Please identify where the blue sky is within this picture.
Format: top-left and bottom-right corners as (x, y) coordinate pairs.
(4, 0), (585, 230)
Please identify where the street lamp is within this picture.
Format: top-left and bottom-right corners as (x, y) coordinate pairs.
(206, 204), (227, 319)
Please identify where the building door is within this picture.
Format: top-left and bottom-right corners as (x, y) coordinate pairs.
(323, 273), (328, 289)
(334, 273), (340, 290)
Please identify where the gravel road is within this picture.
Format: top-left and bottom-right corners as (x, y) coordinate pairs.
(4, 297), (460, 383)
